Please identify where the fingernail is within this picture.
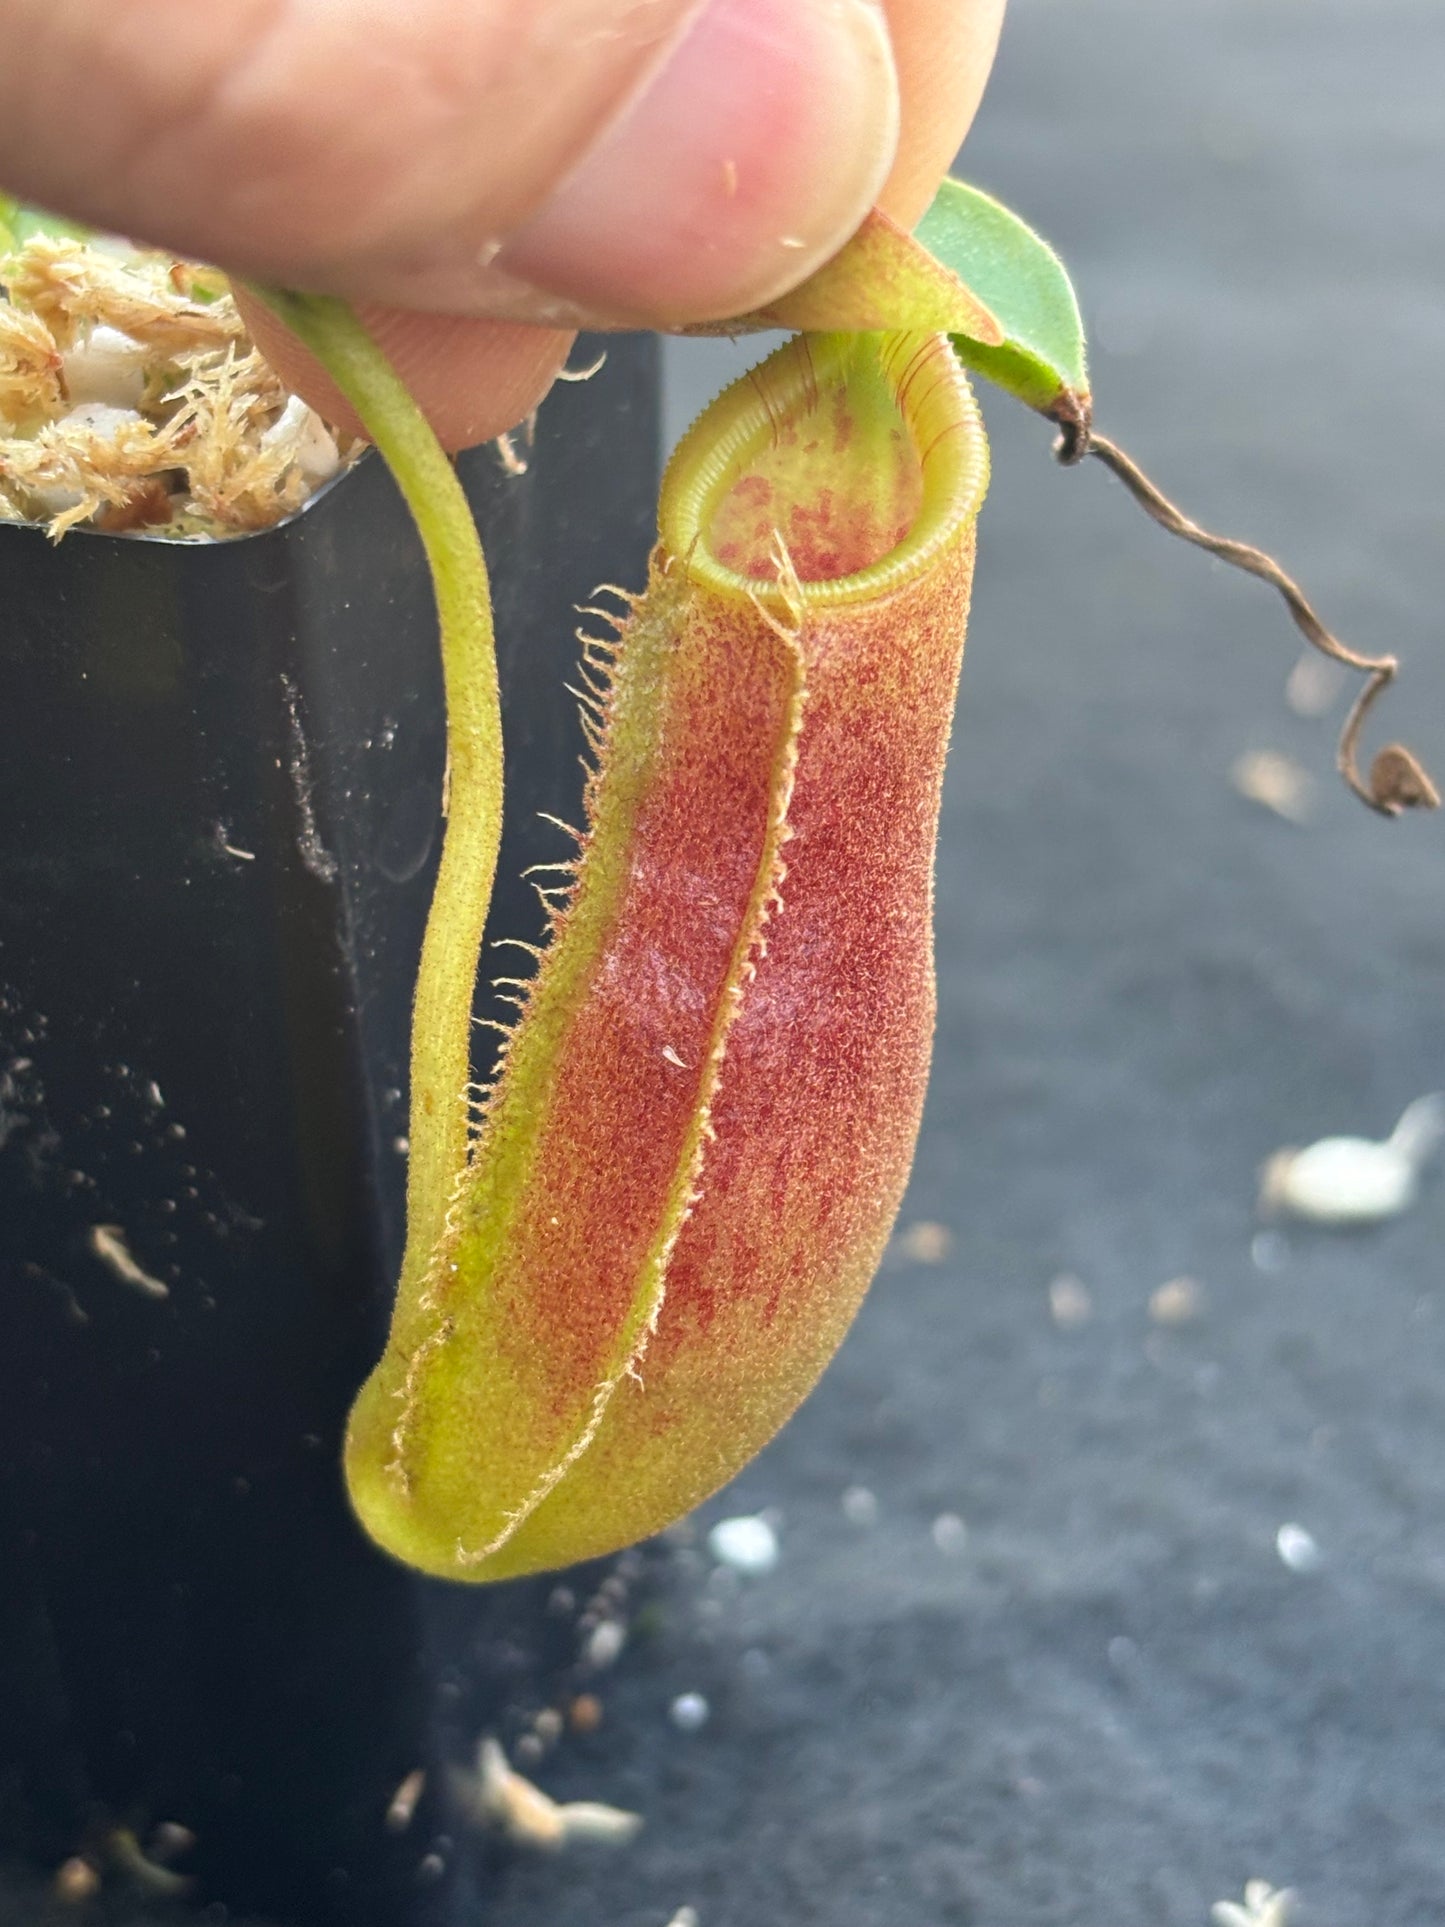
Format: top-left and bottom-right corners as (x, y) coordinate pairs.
(497, 0), (900, 325)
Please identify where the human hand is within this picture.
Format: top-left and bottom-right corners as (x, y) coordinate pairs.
(0, 0), (1006, 447)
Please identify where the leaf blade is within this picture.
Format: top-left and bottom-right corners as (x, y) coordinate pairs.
(914, 177), (1089, 410)
(692, 174), (1090, 428)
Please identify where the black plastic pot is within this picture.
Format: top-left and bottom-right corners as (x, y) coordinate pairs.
(0, 335), (660, 1925)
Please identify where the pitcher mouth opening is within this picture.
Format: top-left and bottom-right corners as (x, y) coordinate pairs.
(659, 330), (989, 611)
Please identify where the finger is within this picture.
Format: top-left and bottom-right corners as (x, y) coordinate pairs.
(236, 0), (1007, 453)
(0, 0), (901, 327)
(234, 292), (576, 453)
(877, 0), (1009, 227)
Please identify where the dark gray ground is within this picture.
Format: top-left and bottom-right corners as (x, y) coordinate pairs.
(489, 4), (1445, 1925)
(9, 3), (1445, 1925)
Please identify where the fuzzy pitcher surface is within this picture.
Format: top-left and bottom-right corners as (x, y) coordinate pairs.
(345, 329), (988, 1579)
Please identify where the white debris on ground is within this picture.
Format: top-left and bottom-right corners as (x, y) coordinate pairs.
(462, 1737), (642, 1851)
(0, 232), (354, 539)
(582, 1617), (627, 1672)
(1149, 1276), (1205, 1324)
(1048, 1272), (1094, 1328)
(1229, 749), (1316, 825)
(87, 1222), (168, 1299)
(53, 1824), (197, 1906)
(897, 1219), (953, 1263)
(1250, 1230), (1288, 1273)
(1275, 1523), (1322, 1574)
(1259, 1093), (1445, 1225)
(1212, 1880), (1295, 1927)
(1285, 648), (1347, 717)
(52, 1855), (102, 1903)
(669, 1691), (710, 1733)
(930, 1513), (968, 1555)
(840, 1484), (879, 1527)
(104, 1828), (194, 1900)
(384, 1767), (425, 1833)
(707, 1514), (780, 1576)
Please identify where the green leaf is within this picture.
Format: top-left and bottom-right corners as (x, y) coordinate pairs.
(913, 178), (1089, 423)
(694, 175), (1090, 436)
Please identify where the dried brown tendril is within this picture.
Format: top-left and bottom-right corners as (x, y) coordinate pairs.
(1052, 416), (1439, 818)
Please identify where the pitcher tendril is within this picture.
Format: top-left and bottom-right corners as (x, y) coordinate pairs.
(242, 283), (506, 1305)
(1055, 426), (1440, 818)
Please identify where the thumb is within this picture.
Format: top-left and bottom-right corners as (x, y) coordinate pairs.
(0, 0), (900, 328)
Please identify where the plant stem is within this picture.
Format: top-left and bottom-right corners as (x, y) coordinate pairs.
(245, 285), (503, 1293)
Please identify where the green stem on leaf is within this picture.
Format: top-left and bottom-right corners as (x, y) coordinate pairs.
(244, 285), (504, 1294)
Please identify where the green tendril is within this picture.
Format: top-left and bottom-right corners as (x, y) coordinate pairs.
(244, 285), (503, 1295)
